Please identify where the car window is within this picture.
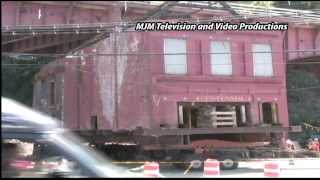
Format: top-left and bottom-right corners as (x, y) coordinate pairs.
(1, 138), (89, 178)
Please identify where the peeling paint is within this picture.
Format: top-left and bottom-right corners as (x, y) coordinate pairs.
(95, 40), (115, 126)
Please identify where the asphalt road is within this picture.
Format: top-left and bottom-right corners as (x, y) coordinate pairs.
(122, 158), (320, 178)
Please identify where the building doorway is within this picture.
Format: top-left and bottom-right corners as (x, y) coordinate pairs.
(91, 116), (98, 130)
(177, 102), (252, 144)
(262, 102), (278, 124)
(178, 102), (251, 128)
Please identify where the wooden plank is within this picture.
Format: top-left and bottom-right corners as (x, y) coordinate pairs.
(213, 117), (235, 120)
(213, 122), (235, 126)
(211, 112), (236, 115)
(215, 120), (235, 122)
(142, 144), (193, 151)
(191, 139), (270, 149)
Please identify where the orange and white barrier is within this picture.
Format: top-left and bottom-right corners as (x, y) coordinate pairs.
(264, 161), (280, 178)
(11, 160), (35, 170)
(144, 162), (160, 177)
(203, 159), (220, 177)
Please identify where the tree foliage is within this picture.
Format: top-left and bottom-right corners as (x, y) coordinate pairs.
(1, 55), (52, 106)
(287, 67), (320, 144)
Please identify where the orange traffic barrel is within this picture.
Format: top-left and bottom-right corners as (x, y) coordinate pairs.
(203, 159), (220, 177)
(144, 162), (160, 177)
(264, 161), (280, 178)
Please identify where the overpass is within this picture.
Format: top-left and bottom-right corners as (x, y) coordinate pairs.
(1, 1), (320, 61)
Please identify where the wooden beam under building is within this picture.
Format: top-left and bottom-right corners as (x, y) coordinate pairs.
(141, 126), (289, 136)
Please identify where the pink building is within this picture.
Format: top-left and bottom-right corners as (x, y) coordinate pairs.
(33, 30), (290, 133)
(2, 1), (318, 145)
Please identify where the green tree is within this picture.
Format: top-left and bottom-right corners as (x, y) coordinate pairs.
(1, 55), (52, 106)
(287, 68), (320, 145)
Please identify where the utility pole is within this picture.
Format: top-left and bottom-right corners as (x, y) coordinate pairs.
(113, 27), (119, 129)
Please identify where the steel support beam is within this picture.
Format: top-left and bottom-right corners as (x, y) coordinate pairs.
(135, 1), (178, 22)
(219, 2), (241, 16)
(1, 35), (34, 45)
(16, 34), (93, 53)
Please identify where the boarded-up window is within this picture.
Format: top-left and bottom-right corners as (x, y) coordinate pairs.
(164, 39), (187, 74)
(49, 81), (55, 106)
(210, 41), (232, 75)
(252, 44), (273, 76)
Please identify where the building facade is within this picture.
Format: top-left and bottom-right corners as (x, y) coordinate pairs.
(33, 30), (290, 131)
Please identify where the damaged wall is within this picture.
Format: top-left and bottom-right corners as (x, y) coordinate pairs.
(93, 32), (152, 130)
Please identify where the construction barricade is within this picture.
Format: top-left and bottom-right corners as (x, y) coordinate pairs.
(203, 159), (220, 177)
(144, 162), (160, 177)
(264, 161), (280, 178)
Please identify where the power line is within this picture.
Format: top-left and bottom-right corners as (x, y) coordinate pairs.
(2, 49), (320, 58)
(2, 61), (320, 67)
